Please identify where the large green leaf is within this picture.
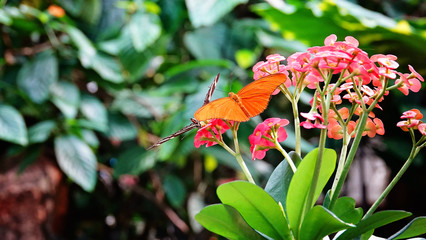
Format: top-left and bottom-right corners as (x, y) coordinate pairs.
(17, 50), (58, 104)
(0, 104), (28, 145)
(195, 204), (265, 240)
(252, 2), (426, 55)
(129, 12), (161, 52)
(54, 135), (97, 192)
(50, 81), (80, 119)
(28, 120), (56, 144)
(163, 175), (186, 208)
(332, 197), (363, 225)
(388, 217), (426, 240)
(286, 148), (337, 238)
(186, 0), (248, 28)
(113, 147), (156, 177)
(218, 181), (291, 240)
(264, 151), (301, 207)
(300, 205), (354, 240)
(80, 94), (108, 132)
(336, 210), (412, 240)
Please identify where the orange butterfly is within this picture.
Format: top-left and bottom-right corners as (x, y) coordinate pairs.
(194, 73), (287, 122)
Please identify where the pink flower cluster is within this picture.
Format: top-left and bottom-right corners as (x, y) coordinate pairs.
(249, 118), (289, 160)
(397, 109), (426, 135)
(252, 34), (423, 141)
(194, 119), (230, 148)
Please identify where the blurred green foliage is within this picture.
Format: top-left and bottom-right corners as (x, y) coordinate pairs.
(0, 0), (425, 238)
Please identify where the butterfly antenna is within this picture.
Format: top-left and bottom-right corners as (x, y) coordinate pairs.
(203, 73), (220, 106)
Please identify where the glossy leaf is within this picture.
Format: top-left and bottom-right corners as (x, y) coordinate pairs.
(388, 217), (426, 240)
(218, 181), (291, 240)
(50, 81), (80, 119)
(0, 104), (28, 145)
(264, 151), (301, 207)
(286, 148), (337, 238)
(113, 147), (156, 177)
(54, 135), (97, 192)
(17, 50), (58, 104)
(332, 197), (363, 225)
(300, 205), (354, 240)
(336, 210), (412, 240)
(129, 12), (161, 52)
(28, 120), (56, 144)
(80, 94), (108, 132)
(186, 0), (248, 28)
(163, 175), (186, 208)
(195, 204), (264, 240)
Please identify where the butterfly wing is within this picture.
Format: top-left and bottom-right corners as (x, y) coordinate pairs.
(194, 97), (250, 122)
(237, 73), (287, 117)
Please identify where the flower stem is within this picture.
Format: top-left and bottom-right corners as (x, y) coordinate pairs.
(291, 98), (302, 155)
(330, 125), (350, 201)
(274, 138), (297, 173)
(364, 145), (419, 218)
(328, 112), (369, 210)
(231, 124), (256, 184)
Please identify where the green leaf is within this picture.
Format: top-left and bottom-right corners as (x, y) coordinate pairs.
(286, 148), (337, 238)
(218, 181), (291, 240)
(183, 24), (227, 59)
(264, 151), (301, 207)
(332, 197), (364, 225)
(106, 113), (137, 141)
(129, 12), (161, 52)
(64, 25), (123, 83)
(186, 0), (248, 27)
(300, 205), (354, 240)
(80, 94), (108, 132)
(50, 81), (80, 119)
(0, 105), (28, 145)
(388, 217), (426, 240)
(163, 175), (186, 208)
(113, 147), (156, 177)
(336, 210), (412, 240)
(54, 135), (97, 192)
(28, 120), (56, 144)
(17, 50), (58, 104)
(81, 129), (100, 148)
(90, 52), (124, 83)
(64, 25), (96, 67)
(195, 204), (264, 240)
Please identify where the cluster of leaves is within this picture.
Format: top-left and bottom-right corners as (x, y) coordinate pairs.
(0, 0), (425, 238)
(197, 149), (426, 239)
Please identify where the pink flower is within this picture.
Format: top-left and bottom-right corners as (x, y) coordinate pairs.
(252, 54), (288, 81)
(300, 112), (326, 129)
(418, 123), (426, 135)
(397, 109), (423, 132)
(249, 118), (289, 160)
(408, 65), (424, 82)
(194, 119), (230, 148)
